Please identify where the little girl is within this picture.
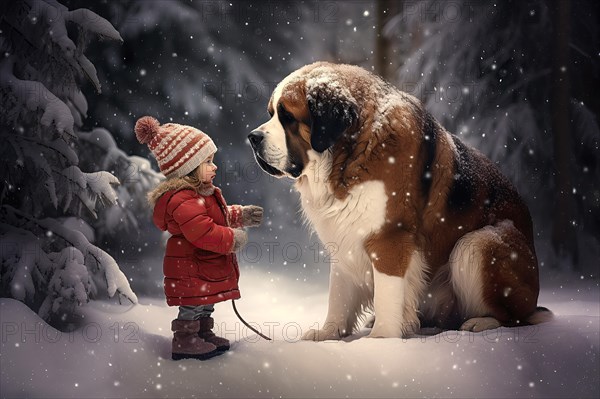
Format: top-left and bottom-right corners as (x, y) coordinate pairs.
(135, 116), (263, 360)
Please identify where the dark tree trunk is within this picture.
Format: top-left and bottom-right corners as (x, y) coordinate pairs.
(551, 0), (578, 267)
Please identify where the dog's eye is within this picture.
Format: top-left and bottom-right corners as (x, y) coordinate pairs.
(278, 104), (295, 123)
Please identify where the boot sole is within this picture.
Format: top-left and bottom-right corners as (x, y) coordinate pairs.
(172, 349), (224, 361)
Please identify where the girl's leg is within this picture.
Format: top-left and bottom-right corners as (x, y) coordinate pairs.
(178, 304), (214, 320)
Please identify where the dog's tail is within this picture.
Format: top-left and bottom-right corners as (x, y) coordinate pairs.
(526, 306), (554, 325)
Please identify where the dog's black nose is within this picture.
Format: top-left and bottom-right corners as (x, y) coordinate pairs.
(248, 130), (264, 148)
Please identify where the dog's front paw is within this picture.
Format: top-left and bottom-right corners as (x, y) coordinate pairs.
(367, 326), (398, 338)
(368, 319), (418, 338)
(460, 317), (501, 332)
(301, 323), (346, 341)
(301, 329), (341, 341)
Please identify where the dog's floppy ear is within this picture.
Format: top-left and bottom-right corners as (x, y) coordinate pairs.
(307, 87), (359, 153)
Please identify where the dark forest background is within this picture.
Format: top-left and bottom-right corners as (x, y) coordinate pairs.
(78, 0), (599, 270)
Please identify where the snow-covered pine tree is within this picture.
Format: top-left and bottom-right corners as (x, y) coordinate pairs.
(0, 0), (150, 323)
(385, 0), (600, 272)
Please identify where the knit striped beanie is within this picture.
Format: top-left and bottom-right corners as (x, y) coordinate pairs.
(134, 116), (217, 178)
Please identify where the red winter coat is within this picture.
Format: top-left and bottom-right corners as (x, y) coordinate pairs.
(151, 180), (243, 306)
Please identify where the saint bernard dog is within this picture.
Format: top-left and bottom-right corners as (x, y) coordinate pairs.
(248, 61), (551, 340)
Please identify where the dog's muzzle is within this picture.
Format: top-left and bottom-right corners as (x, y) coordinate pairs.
(247, 130), (264, 150)
(247, 130), (284, 177)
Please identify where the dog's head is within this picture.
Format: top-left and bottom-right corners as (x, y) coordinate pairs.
(248, 62), (360, 178)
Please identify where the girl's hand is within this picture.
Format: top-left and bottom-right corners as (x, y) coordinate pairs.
(241, 205), (263, 227)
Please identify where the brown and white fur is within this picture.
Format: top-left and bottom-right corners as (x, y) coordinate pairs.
(248, 62), (551, 340)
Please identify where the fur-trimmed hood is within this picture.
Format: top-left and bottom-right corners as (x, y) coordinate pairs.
(147, 177), (216, 206)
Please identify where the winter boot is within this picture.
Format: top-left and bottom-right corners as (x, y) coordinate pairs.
(171, 319), (221, 361)
(198, 317), (230, 352)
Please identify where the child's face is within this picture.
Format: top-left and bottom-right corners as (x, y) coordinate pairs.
(196, 153), (217, 183)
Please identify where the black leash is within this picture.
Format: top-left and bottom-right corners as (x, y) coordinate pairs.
(231, 300), (272, 341)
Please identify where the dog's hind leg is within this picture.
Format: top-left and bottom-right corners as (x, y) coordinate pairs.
(449, 220), (540, 330)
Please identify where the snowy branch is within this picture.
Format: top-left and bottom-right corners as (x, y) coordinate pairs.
(78, 128), (162, 190)
(1, 205), (138, 306)
(0, 56), (75, 138)
(65, 8), (123, 42)
(77, 128), (163, 237)
(25, 0), (123, 93)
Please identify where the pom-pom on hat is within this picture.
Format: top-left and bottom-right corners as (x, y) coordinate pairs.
(135, 116), (217, 178)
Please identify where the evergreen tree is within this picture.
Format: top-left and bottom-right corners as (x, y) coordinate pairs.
(0, 0), (159, 324)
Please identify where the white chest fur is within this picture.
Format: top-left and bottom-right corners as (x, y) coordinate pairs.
(295, 151), (388, 282)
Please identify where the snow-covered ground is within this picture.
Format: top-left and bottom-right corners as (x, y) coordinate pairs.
(1, 269), (598, 398)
